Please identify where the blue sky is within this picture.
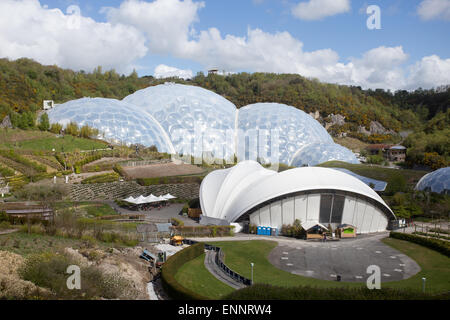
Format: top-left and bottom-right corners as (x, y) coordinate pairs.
(1, 0), (449, 89)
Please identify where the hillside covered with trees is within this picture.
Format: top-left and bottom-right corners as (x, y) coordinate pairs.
(0, 58), (448, 169)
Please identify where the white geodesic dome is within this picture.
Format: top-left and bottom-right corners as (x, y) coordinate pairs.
(47, 84), (359, 167)
(46, 97), (174, 153)
(123, 83), (237, 159)
(236, 103), (358, 166)
(415, 167), (450, 194)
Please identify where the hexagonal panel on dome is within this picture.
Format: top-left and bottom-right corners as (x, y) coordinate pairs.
(236, 103), (338, 165)
(46, 98), (173, 153)
(290, 142), (359, 167)
(415, 167), (450, 194)
(123, 83), (237, 159)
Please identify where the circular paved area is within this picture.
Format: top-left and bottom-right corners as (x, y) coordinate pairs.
(268, 233), (421, 282)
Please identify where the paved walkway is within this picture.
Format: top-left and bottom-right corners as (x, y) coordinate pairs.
(105, 201), (198, 226)
(203, 250), (246, 290)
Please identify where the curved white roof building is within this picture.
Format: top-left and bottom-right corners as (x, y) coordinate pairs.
(47, 83), (358, 167)
(200, 161), (395, 234)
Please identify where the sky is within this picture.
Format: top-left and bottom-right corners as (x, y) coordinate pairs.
(0, 0), (449, 90)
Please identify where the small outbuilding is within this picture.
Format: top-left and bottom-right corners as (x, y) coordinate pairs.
(303, 221), (328, 240)
(336, 224), (357, 238)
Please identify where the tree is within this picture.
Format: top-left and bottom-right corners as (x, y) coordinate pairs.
(65, 122), (79, 136)
(38, 113), (50, 131)
(50, 123), (62, 134)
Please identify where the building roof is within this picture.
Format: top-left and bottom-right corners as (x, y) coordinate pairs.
(389, 145), (406, 150)
(200, 160), (394, 223)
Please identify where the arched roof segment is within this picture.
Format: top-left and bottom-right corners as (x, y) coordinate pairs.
(200, 160), (395, 222)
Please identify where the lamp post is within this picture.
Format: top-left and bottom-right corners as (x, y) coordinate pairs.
(250, 262), (254, 285)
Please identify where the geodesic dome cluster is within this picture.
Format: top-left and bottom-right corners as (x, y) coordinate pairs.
(47, 83), (359, 167)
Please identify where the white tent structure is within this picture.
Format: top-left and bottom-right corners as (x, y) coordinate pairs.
(123, 194), (173, 205)
(200, 161), (396, 234)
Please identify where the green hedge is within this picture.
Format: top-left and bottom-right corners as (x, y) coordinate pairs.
(390, 232), (450, 257)
(0, 149), (46, 173)
(0, 163), (15, 177)
(81, 172), (119, 184)
(412, 231), (450, 241)
(137, 175), (203, 186)
(225, 284), (449, 300)
(161, 243), (208, 300)
(113, 164), (126, 177)
(173, 225), (235, 237)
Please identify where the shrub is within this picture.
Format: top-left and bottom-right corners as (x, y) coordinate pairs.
(389, 232), (450, 257)
(171, 217), (184, 227)
(161, 243), (208, 300)
(19, 251), (139, 299)
(81, 172), (119, 184)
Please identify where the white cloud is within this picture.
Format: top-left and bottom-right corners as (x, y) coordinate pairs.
(0, 0), (448, 90)
(154, 64), (193, 79)
(103, 0), (204, 55)
(407, 55), (450, 89)
(292, 0), (351, 21)
(103, 0), (449, 90)
(0, 0), (147, 74)
(417, 0), (450, 21)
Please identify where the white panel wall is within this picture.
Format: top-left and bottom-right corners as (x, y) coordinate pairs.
(259, 206), (271, 226)
(249, 209), (260, 226)
(270, 200), (282, 229)
(248, 194), (391, 234)
(307, 194), (320, 221)
(282, 198), (295, 226)
(342, 196), (356, 226)
(370, 209), (380, 233)
(354, 200), (366, 233)
(377, 211), (388, 232)
(361, 204), (375, 233)
(295, 195), (308, 223)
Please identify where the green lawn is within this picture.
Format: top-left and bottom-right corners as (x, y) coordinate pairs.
(175, 253), (235, 299)
(381, 238), (450, 294)
(0, 129), (107, 152)
(175, 238), (450, 298)
(210, 240), (361, 289)
(9, 136), (106, 152)
(53, 201), (118, 217)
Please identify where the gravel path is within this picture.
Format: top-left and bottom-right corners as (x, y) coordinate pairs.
(203, 250), (246, 290)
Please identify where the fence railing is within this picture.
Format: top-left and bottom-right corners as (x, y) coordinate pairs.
(183, 239), (252, 286)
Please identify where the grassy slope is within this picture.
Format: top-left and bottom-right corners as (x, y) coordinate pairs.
(0, 232), (105, 256)
(0, 129), (107, 152)
(318, 161), (427, 187)
(174, 253), (235, 299)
